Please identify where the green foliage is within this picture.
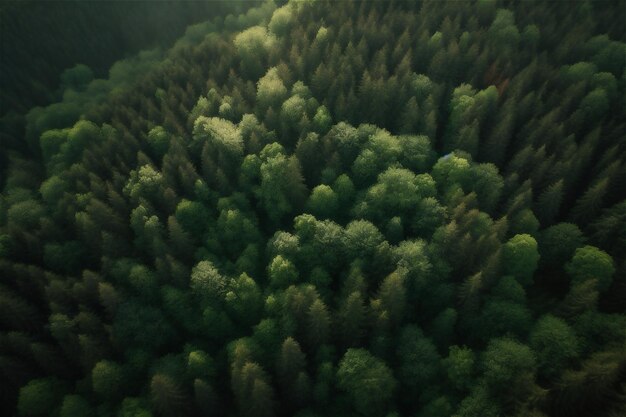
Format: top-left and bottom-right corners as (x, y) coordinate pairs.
(269, 5), (294, 37)
(147, 126), (170, 160)
(337, 349), (396, 416)
(306, 185), (338, 219)
(118, 398), (153, 417)
(443, 346), (475, 391)
(360, 167), (436, 222)
(344, 220), (385, 259)
(59, 395), (93, 417)
(174, 199), (209, 238)
(268, 255), (298, 289)
(482, 338), (536, 397)
(234, 26), (277, 79)
(503, 234), (540, 286)
(453, 384), (501, 417)
(259, 145), (307, 226)
(193, 116), (243, 158)
(92, 360), (124, 400)
(432, 153), (471, 192)
(150, 374), (186, 417)
(191, 261), (228, 300)
(397, 325), (441, 397)
(113, 302), (176, 351)
(530, 315), (579, 379)
(7, 199), (45, 229)
(257, 67), (288, 113)
(17, 378), (65, 416)
(539, 223), (586, 267)
(2, 2), (626, 417)
(565, 245), (615, 292)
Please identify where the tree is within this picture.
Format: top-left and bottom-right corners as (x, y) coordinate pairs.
(39, 175), (67, 206)
(565, 245), (615, 292)
(530, 315), (579, 379)
(276, 337), (306, 388)
(268, 255), (298, 289)
(249, 378), (275, 417)
(256, 67), (288, 114)
(352, 130), (402, 185)
(535, 180), (564, 225)
(147, 126), (170, 160)
(373, 270), (407, 329)
(276, 337), (310, 409)
(7, 199), (45, 230)
(487, 9), (520, 58)
(60, 120), (102, 166)
(17, 378), (65, 416)
(118, 397), (153, 417)
(150, 374), (187, 417)
(59, 395), (93, 417)
(470, 163), (503, 214)
(217, 207), (261, 259)
(336, 349), (396, 416)
(396, 325), (441, 399)
(232, 361), (275, 417)
(124, 164), (166, 207)
(431, 153), (471, 192)
(579, 88), (609, 123)
(225, 272), (263, 325)
(306, 185), (339, 219)
(113, 302), (176, 352)
(443, 345), (475, 392)
(393, 239), (433, 302)
(502, 234), (539, 286)
(312, 105), (332, 134)
(193, 117), (243, 164)
(280, 95), (308, 143)
(411, 197), (447, 237)
(398, 134), (434, 172)
(92, 360), (123, 400)
(337, 291), (366, 348)
(361, 167), (436, 221)
(539, 223), (585, 267)
(234, 26), (277, 79)
(453, 384), (501, 417)
(43, 240), (86, 274)
(482, 338), (537, 399)
(569, 178), (609, 225)
(191, 261), (228, 301)
(306, 298), (331, 348)
(477, 298), (532, 340)
(259, 146), (307, 227)
(430, 307), (458, 348)
(551, 349), (626, 417)
(344, 219), (385, 260)
(269, 5), (294, 37)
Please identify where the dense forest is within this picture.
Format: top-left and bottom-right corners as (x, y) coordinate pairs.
(1, 1), (625, 416)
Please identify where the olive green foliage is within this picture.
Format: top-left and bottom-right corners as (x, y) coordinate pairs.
(1, 1), (625, 417)
(336, 349), (397, 416)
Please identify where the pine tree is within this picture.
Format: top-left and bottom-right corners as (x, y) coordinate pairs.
(150, 374), (187, 417)
(535, 180), (564, 226)
(569, 178), (609, 225)
(306, 299), (331, 348)
(337, 291), (366, 348)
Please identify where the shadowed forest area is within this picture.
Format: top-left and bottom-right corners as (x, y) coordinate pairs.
(0, 1), (625, 416)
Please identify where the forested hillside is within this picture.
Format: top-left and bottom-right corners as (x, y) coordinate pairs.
(1, 1), (625, 416)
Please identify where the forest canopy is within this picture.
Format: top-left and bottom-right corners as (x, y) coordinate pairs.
(0, 1), (625, 417)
